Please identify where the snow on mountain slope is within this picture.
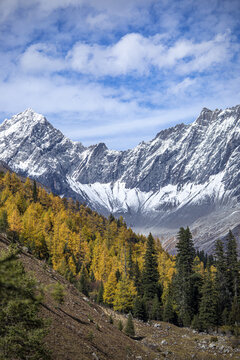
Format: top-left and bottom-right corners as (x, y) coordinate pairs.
(0, 106), (240, 252)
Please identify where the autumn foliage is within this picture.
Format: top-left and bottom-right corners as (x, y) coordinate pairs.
(0, 171), (175, 313)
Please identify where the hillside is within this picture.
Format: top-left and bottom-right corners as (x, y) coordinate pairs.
(1, 106), (240, 252)
(0, 235), (154, 360)
(1, 236), (239, 360)
(0, 170), (240, 360)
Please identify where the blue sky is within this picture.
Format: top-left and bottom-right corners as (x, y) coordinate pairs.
(0, 0), (239, 150)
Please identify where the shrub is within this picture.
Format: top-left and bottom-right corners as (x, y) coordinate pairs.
(118, 320), (123, 331)
(210, 336), (218, 342)
(87, 331), (94, 342)
(51, 282), (65, 305)
(0, 249), (51, 359)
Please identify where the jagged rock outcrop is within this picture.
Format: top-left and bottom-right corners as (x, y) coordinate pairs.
(1, 106), (240, 252)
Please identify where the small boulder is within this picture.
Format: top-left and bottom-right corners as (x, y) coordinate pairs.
(161, 340), (168, 345)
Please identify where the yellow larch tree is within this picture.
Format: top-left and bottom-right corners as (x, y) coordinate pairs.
(21, 202), (46, 256)
(113, 275), (137, 312)
(23, 177), (32, 198)
(8, 208), (22, 233)
(103, 270), (118, 307)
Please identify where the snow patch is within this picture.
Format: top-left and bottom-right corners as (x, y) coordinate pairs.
(66, 172), (225, 214)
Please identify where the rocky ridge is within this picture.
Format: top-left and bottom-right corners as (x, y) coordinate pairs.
(0, 106), (240, 252)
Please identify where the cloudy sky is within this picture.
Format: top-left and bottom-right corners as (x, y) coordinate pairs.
(0, 0), (239, 149)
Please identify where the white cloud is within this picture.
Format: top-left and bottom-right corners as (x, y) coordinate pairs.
(167, 77), (197, 95)
(20, 44), (66, 73)
(68, 32), (234, 77)
(0, 74), (140, 116)
(68, 33), (157, 76)
(176, 33), (234, 74)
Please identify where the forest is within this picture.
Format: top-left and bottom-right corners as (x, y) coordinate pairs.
(0, 171), (239, 335)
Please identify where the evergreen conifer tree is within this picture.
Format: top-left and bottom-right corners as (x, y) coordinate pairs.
(127, 246), (134, 278)
(198, 266), (218, 332)
(32, 180), (38, 203)
(133, 296), (148, 322)
(163, 284), (176, 324)
(124, 313), (135, 337)
(226, 231), (239, 302)
(214, 239), (229, 325)
(97, 281), (104, 304)
(115, 269), (121, 282)
(142, 233), (159, 301)
(132, 261), (142, 295)
(229, 295), (240, 327)
(191, 314), (201, 331)
(175, 227), (195, 326)
(78, 267), (89, 296)
(150, 294), (162, 320)
(191, 270), (203, 316)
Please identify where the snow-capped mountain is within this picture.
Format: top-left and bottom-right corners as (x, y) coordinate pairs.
(0, 106), (240, 252)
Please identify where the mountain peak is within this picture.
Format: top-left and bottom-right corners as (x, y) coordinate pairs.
(1, 109), (49, 131)
(22, 107), (35, 114)
(201, 107), (212, 113)
(18, 108), (47, 123)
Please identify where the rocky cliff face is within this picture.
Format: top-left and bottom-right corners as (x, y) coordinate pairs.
(1, 106), (240, 252)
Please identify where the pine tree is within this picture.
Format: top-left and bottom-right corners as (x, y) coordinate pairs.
(78, 267), (89, 296)
(33, 180), (38, 203)
(133, 296), (148, 322)
(115, 268), (121, 282)
(226, 231), (239, 302)
(175, 227), (195, 326)
(163, 284), (176, 324)
(132, 261), (142, 294)
(198, 266), (218, 332)
(191, 258), (203, 316)
(191, 314), (201, 331)
(229, 295), (240, 326)
(127, 245), (134, 278)
(214, 239), (229, 325)
(97, 281), (104, 304)
(124, 313), (135, 337)
(142, 233), (159, 301)
(150, 294), (162, 320)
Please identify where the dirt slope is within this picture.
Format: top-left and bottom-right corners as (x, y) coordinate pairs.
(0, 235), (154, 360)
(1, 236), (239, 360)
